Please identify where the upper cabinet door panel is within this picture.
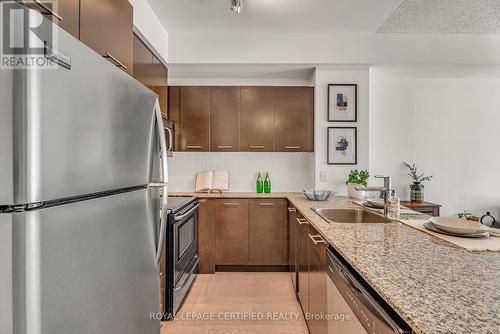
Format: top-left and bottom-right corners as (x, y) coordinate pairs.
(308, 87), (315, 152)
(151, 54), (168, 87)
(179, 87), (210, 151)
(132, 33), (153, 85)
(57, 0), (80, 39)
(240, 87), (275, 152)
(275, 87), (310, 152)
(210, 87), (240, 152)
(80, 0), (133, 74)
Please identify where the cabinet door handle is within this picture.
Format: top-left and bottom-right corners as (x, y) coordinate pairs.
(259, 203), (275, 207)
(285, 146), (300, 150)
(103, 53), (127, 70)
(186, 145), (203, 149)
(288, 207), (296, 212)
(309, 234), (327, 245)
(223, 202), (239, 207)
(33, 0), (62, 20)
(249, 145), (265, 149)
(296, 217), (308, 225)
(217, 145), (233, 149)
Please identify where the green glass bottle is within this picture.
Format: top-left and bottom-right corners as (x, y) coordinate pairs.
(256, 173), (263, 193)
(264, 172), (271, 193)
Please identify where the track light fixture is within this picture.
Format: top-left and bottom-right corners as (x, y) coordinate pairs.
(231, 0), (242, 14)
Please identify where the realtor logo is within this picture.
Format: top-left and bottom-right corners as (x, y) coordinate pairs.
(0, 1), (58, 69)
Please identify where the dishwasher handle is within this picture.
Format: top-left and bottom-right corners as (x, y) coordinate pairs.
(327, 249), (411, 334)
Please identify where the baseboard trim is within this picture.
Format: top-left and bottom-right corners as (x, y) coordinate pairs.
(216, 265), (289, 272)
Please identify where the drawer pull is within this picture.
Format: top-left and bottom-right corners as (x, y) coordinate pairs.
(223, 202), (239, 207)
(296, 218), (308, 225)
(285, 146), (300, 150)
(34, 0), (62, 20)
(288, 207), (296, 212)
(249, 145), (265, 149)
(309, 234), (326, 245)
(103, 53), (127, 69)
(217, 145), (233, 149)
(186, 145), (203, 149)
(259, 203), (275, 207)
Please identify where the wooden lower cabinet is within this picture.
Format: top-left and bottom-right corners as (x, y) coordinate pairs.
(288, 204), (298, 291)
(197, 199), (215, 274)
(297, 211), (310, 314)
(307, 225), (328, 334)
(249, 199), (285, 265)
(215, 199), (249, 265)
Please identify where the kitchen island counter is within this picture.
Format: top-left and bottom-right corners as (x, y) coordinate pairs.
(170, 192), (500, 334)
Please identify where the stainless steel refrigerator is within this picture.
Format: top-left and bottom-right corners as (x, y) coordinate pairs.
(0, 4), (168, 333)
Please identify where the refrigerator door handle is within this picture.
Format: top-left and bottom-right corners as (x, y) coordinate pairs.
(154, 99), (169, 268)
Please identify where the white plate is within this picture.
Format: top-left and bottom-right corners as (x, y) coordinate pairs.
(429, 217), (482, 235)
(424, 221), (488, 238)
(366, 198), (385, 208)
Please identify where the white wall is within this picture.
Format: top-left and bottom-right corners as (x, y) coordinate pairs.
(168, 153), (314, 192)
(370, 65), (500, 217)
(128, 0), (168, 62)
(167, 33), (500, 65)
(314, 67), (370, 195)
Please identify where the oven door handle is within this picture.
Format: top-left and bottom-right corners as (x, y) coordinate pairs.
(174, 203), (200, 222)
(174, 256), (200, 292)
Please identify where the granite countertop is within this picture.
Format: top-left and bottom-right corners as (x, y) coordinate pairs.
(170, 192), (500, 334)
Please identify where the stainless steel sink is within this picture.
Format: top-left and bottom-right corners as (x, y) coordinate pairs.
(312, 208), (392, 224)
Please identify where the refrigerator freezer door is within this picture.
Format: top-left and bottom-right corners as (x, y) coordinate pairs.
(2, 188), (160, 334)
(0, 4), (158, 205)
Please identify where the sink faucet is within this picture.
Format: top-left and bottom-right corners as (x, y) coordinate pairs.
(356, 176), (392, 217)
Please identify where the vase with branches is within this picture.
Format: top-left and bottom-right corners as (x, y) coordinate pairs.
(403, 162), (433, 202)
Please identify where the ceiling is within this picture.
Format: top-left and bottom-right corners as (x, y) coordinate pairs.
(379, 0), (500, 33)
(147, 0), (404, 34)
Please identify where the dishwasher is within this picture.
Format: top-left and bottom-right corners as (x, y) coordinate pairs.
(327, 248), (412, 334)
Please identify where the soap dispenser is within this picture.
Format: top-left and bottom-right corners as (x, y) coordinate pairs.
(387, 190), (400, 220)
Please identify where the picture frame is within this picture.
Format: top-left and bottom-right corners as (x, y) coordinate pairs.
(327, 127), (357, 165)
(328, 84), (357, 122)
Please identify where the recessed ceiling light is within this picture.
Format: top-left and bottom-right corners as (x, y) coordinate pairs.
(231, 0), (242, 14)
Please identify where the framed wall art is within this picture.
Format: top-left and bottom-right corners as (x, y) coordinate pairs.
(328, 84), (357, 122)
(327, 127), (357, 165)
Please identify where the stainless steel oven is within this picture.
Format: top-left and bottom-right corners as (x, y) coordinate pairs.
(165, 196), (199, 319)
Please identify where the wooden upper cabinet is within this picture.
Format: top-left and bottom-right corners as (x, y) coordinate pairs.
(57, 0), (80, 39)
(249, 199), (285, 265)
(240, 87), (275, 152)
(179, 87), (210, 151)
(168, 87), (180, 151)
(24, 0), (80, 39)
(133, 34), (154, 85)
(210, 87), (240, 151)
(275, 87), (310, 152)
(80, 0), (133, 74)
(308, 87), (315, 152)
(151, 54), (168, 87)
(215, 200), (250, 265)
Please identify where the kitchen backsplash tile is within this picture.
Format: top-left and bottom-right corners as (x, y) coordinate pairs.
(168, 152), (314, 192)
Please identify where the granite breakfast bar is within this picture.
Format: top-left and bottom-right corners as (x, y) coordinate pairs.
(171, 192), (500, 334)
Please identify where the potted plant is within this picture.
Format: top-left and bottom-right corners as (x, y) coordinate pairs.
(346, 170), (370, 200)
(403, 162), (433, 203)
